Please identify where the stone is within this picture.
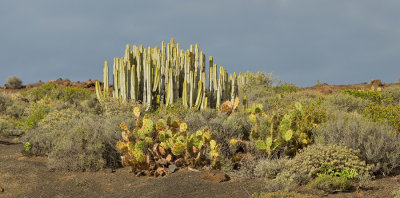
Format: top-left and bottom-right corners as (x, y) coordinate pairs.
(168, 164), (177, 173)
(200, 170), (230, 183)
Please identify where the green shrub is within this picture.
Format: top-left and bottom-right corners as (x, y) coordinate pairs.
(342, 88), (391, 104)
(244, 72), (274, 87)
(7, 76), (23, 89)
(273, 82), (300, 94)
(381, 86), (400, 105)
(275, 144), (371, 185)
(21, 83), (91, 104)
(21, 83), (57, 102)
(18, 98), (51, 132)
(313, 111), (400, 175)
(306, 174), (351, 193)
(362, 104), (400, 132)
(152, 100), (190, 120)
(52, 86), (92, 103)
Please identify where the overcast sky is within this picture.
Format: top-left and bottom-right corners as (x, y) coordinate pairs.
(0, 0), (399, 87)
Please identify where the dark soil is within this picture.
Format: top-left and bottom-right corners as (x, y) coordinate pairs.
(0, 136), (266, 198)
(1, 136), (400, 198)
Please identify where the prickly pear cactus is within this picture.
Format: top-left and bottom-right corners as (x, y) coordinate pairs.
(116, 106), (221, 176)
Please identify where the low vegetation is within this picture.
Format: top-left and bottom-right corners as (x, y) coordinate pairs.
(1, 39), (399, 196)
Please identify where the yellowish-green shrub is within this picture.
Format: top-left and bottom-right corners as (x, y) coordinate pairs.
(306, 174), (352, 193)
(253, 191), (317, 198)
(275, 144), (371, 185)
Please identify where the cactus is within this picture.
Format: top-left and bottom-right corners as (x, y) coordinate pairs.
(230, 102), (317, 157)
(98, 38), (255, 110)
(103, 60), (109, 98)
(117, 107), (221, 176)
(95, 80), (102, 102)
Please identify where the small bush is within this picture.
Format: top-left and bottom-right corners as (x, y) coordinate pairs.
(306, 174), (351, 193)
(230, 153), (258, 178)
(275, 144), (371, 185)
(7, 76), (23, 89)
(0, 115), (17, 136)
(6, 100), (28, 118)
(48, 115), (121, 171)
(0, 92), (12, 114)
(78, 95), (102, 115)
(18, 98), (51, 132)
(362, 104), (400, 132)
(254, 157), (289, 178)
(209, 111), (251, 157)
(273, 82), (300, 94)
(381, 86), (400, 105)
(323, 93), (369, 112)
(22, 108), (127, 171)
(21, 83), (92, 104)
(52, 86), (92, 103)
(21, 83), (57, 102)
(151, 101), (190, 120)
(184, 110), (208, 133)
(313, 111), (400, 175)
(342, 88), (390, 104)
(101, 97), (137, 117)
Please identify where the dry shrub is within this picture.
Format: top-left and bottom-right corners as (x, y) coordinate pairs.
(0, 115), (17, 136)
(6, 100), (28, 118)
(209, 111), (251, 158)
(323, 93), (369, 112)
(313, 110), (400, 175)
(0, 92), (12, 114)
(254, 157), (290, 179)
(22, 108), (131, 171)
(7, 76), (23, 89)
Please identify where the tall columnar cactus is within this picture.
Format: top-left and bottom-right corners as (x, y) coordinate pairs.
(103, 60), (109, 98)
(99, 38), (258, 110)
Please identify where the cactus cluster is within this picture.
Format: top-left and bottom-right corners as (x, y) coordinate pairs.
(96, 38), (256, 110)
(116, 106), (220, 176)
(230, 102), (317, 156)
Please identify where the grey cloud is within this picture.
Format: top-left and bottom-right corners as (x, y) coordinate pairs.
(0, 0), (399, 87)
